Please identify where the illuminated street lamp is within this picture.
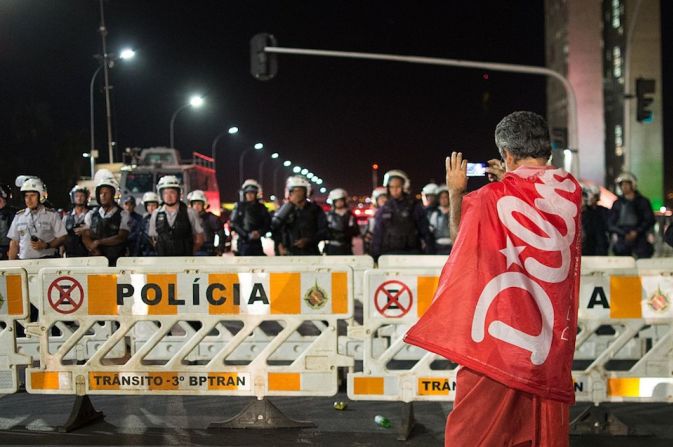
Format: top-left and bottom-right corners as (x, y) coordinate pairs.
(119, 48), (136, 60)
(283, 160), (291, 167)
(271, 152), (279, 159)
(170, 94), (205, 148)
(228, 126), (239, 135)
(254, 143), (264, 150)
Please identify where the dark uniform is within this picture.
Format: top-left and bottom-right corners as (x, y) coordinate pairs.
(609, 192), (655, 258)
(428, 207), (452, 255)
(231, 200), (271, 256)
(271, 201), (328, 256)
(150, 202), (203, 256)
(126, 210), (143, 256)
(196, 211), (225, 256)
(581, 204), (610, 256)
(137, 214), (156, 256)
(324, 210), (358, 255)
(0, 204), (17, 260)
(85, 206), (130, 266)
(62, 208), (89, 257)
(371, 195), (435, 259)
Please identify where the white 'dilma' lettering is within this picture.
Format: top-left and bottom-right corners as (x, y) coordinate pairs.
(472, 272), (554, 365)
(471, 169), (578, 365)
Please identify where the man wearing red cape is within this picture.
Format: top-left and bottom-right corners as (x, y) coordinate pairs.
(405, 111), (581, 447)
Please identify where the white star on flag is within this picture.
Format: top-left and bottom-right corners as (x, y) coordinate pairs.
(499, 236), (526, 268)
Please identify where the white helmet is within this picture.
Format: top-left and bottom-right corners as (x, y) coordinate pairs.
(142, 191), (160, 205)
(241, 179), (261, 192)
(286, 175), (312, 197)
(187, 189), (207, 203)
(435, 184), (449, 195)
(327, 188), (348, 205)
(383, 169), (411, 193)
(422, 183), (438, 196)
(69, 185), (90, 204)
(94, 175), (120, 205)
(20, 177), (48, 203)
(157, 175), (182, 194)
(371, 187), (387, 207)
(615, 172), (637, 189)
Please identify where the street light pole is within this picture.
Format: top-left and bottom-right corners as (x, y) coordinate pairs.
(98, 0), (114, 163)
(170, 104), (189, 149)
(89, 64), (103, 177)
(238, 147), (252, 186)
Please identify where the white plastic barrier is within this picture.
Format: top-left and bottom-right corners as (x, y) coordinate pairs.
(1, 258), (119, 363)
(347, 267), (448, 402)
(348, 256), (673, 404)
(0, 268), (29, 393)
(377, 255), (447, 269)
(27, 264), (354, 397)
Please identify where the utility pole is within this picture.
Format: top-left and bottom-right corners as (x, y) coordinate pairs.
(99, 0), (114, 164)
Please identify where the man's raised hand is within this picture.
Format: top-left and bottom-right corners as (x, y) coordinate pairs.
(446, 152), (468, 195)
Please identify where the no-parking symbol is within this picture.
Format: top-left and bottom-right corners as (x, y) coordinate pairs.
(374, 280), (413, 318)
(47, 276), (84, 314)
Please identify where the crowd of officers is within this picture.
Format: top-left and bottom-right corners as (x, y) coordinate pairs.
(2, 169), (670, 265)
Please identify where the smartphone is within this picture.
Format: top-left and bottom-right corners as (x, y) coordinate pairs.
(466, 162), (487, 177)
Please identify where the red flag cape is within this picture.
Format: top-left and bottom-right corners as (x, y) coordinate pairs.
(405, 166), (582, 403)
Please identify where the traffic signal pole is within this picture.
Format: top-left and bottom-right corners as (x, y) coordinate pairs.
(261, 44), (579, 174)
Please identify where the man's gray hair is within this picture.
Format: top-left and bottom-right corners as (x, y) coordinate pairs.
(494, 111), (552, 160)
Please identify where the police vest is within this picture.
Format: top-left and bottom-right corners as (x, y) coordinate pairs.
(0, 206), (17, 247)
(379, 197), (421, 253)
(240, 201), (268, 233)
(326, 211), (352, 245)
(64, 209), (89, 257)
(156, 202), (193, 256)
(90, 206), (126, 261)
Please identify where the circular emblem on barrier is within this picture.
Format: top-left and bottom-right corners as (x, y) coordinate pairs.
(647, 287), (669, 312)
(374, 280), (413, 318)
(304, 282), (328, 309)
(47, 276), (84, 314)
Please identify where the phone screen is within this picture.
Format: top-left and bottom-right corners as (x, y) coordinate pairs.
(466, 162), (487, 177)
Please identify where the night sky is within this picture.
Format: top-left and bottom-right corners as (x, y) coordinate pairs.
(2, 0), (652, 208)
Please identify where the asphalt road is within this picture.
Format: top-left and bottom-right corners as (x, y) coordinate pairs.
(1, 391), (672, 446)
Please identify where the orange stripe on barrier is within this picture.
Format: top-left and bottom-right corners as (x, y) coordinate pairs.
(89, 372), (120, 390)
(31, 371), (62, 390)
(331, 271), (348, 314)
(147, 274), (178, 315)
(268, 372), (301, 391)
(270, 273), (300, 314)
(353, 377), (384, 395)
(608, 378), (640, 397)
(208, 273), (240, 315)
(208, 373), (241, 390)
(417, 276), (439, 317)
(610, 276), (642, 319)
(88, 275), (118, 315)
(148, 372), (179, 391)
(417, 377), (451, 396)
(6, 274), (24, 316)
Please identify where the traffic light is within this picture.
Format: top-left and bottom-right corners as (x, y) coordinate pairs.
(636, 78), (655, 123)
(250, 33), (278, 81)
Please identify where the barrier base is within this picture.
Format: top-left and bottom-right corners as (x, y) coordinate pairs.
(570, 405), (630, 436)
(397, 402), (416, 441)
(57, 395), (105, 433)
(208, 398), (316, 430)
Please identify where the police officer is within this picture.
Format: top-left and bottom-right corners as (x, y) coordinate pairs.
(422, 182), (439, 218)
(137, 192), (159, 256)
(123, 196), (143, 257)
(371, 170), (435, 259)
(363, 186), (387, 255)
(7, 176), (66, 260)
(272, 176), (328, 256)
(230, 179), (271, 256)
(62, 185), (91, 258)
(0, 183), (18, 260)
(82, 174), (130, 266)
(580, 183), (609, 256)
(149, 175), (204, 256)
(187, 189), (224, 256)
(608, 172), (655, 258)
(428, 185), (452, 255)
(324, 188), (358, 255)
